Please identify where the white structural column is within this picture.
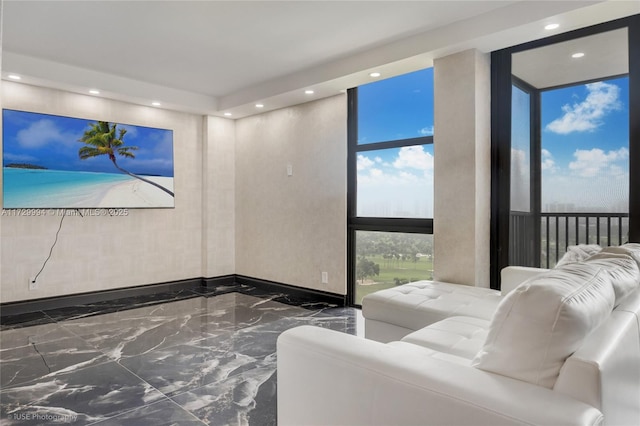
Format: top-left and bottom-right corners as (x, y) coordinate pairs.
(433, 49), (491, 288)
(202, 116), (236, 278)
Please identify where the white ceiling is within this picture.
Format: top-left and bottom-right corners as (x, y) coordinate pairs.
(512, 28), (629, 89)
(2, 1), (639, 118)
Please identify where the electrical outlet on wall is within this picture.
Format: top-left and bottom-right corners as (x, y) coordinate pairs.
(28, 277), (38, 291)
(321, 271), (328, 284)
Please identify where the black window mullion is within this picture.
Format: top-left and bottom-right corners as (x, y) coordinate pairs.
(356, 135), (434, 153)
(350, 218), (433, 234)
(347, 79), (435, 306)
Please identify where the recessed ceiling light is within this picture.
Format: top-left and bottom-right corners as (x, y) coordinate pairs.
(544, 23), (559, 30)
(369, 72), (381, 78)
(305, 90), (314, 95)
(571, 52), (585, 59)
(255, 104), (264, 108)
(89, 89), (100, 95)
(152, 101), (162, 107)
(8, 74), (21, 80)
(224, 112), (232, 116)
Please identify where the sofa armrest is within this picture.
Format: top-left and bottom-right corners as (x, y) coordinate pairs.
(500, 266), (550, 295)
(277, 326), (603, 426)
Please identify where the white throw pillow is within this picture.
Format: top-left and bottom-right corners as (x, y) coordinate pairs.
(585, 250), (640, 305)
(472, 262), (615, 388)
(555, 244), (602, 267)
(600, 243), (640, 269)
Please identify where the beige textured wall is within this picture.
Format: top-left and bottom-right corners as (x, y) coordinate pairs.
(433, 49), (491, 287)
(1, 82), (204, 303)
(1, 54), (491, 302)
(235, 95), (347, 294)
(202, 116), (236, 277)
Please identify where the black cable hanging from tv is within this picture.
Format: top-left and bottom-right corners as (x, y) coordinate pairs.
(33, 209), (83, 283)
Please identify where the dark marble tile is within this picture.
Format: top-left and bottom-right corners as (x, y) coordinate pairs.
(1, 323), (114, 389)
(0, 288), (362, 426)
(1, 362), (165, 425)
(0, 311), (54, 331)
(58, 297), (215, 360)
(170, 361), (277, 426)
(118, 295), (310, 397)
(91, 398), (206, 425)
(192, 284), (245, 297)
(42, 288), (201, 323)
(141, 311), (359, 424)
(305, 306), (361, 334)
(0, 322), (75, 350)
(0, 331), (110, 388)
(57, 293), (306, 362)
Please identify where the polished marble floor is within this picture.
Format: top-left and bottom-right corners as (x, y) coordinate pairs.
(0, 285), (363, 425)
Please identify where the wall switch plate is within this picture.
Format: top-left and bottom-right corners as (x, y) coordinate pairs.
(321, 272), (328, 284)
(287, 164), (293, 176)
(28, 277), (38, 291)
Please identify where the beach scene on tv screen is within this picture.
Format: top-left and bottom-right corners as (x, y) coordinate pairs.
(2, 109), (175, 209)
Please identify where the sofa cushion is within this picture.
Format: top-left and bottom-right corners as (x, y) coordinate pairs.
(387, 341), (473, 366)
(555, 244), (602, 267)
(621, 243), (640, 264)
(362, 281), (501, 333)
(401, 316), (489, 360)
(472, 262), (615, 389)
(585, 250), (640, 305)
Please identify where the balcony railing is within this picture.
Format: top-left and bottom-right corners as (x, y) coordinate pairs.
(510, 212), (629, 269)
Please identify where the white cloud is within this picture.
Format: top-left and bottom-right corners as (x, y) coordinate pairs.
(568, 147), (628, 178)
(393, 146), (433, 171)
(545, 82), (621, 134)
(357, 148), (434, 217)
(17, 119), (74, 149)
(511, 148), (529, 177)
(541, 149), (556, 171)
(419, 126), (434, 136)
(357, 154), (374, 171)
(119, 124), (139, 139)
(370, 168), (384, 178)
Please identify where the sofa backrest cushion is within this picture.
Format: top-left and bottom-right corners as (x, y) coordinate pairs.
(472, 262), (615, 388)
(555, 244), (602, 267)
(585, 250), (640, 306)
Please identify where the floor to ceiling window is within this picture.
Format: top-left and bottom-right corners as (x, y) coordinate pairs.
(347, 69), (434, 305)
(491, 15), (640, 286)
(539, 76), (630, 267)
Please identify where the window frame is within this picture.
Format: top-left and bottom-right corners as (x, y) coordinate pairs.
(347, 85), (434, 306)
(490, 14), (640, 289)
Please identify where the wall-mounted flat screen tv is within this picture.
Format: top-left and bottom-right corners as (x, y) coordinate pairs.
(2, 109), (174, 209)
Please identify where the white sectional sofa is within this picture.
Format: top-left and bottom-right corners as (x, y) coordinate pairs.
(277, 244), (640, 425)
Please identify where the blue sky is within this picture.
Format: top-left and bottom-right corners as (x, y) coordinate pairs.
(358, 68), (434, 145)
(356, 68), (629, 217)
(3, 109), (174, 177)
(356, 68), (434, 218)
(515, 77), (629, 212)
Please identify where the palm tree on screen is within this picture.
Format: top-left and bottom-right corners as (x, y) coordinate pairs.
(78, 121), (174, 197)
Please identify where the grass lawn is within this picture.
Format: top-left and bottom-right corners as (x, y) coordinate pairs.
(355, 255), (433, 305)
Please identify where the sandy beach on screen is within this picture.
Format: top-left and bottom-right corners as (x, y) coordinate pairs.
(97, 176), (174, 207)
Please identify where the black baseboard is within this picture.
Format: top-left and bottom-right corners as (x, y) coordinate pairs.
(1, 275), (346, 317)
(234, 275), (347, 306)
(0, 278), (204, 317)
(202, 275), (236, 288)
